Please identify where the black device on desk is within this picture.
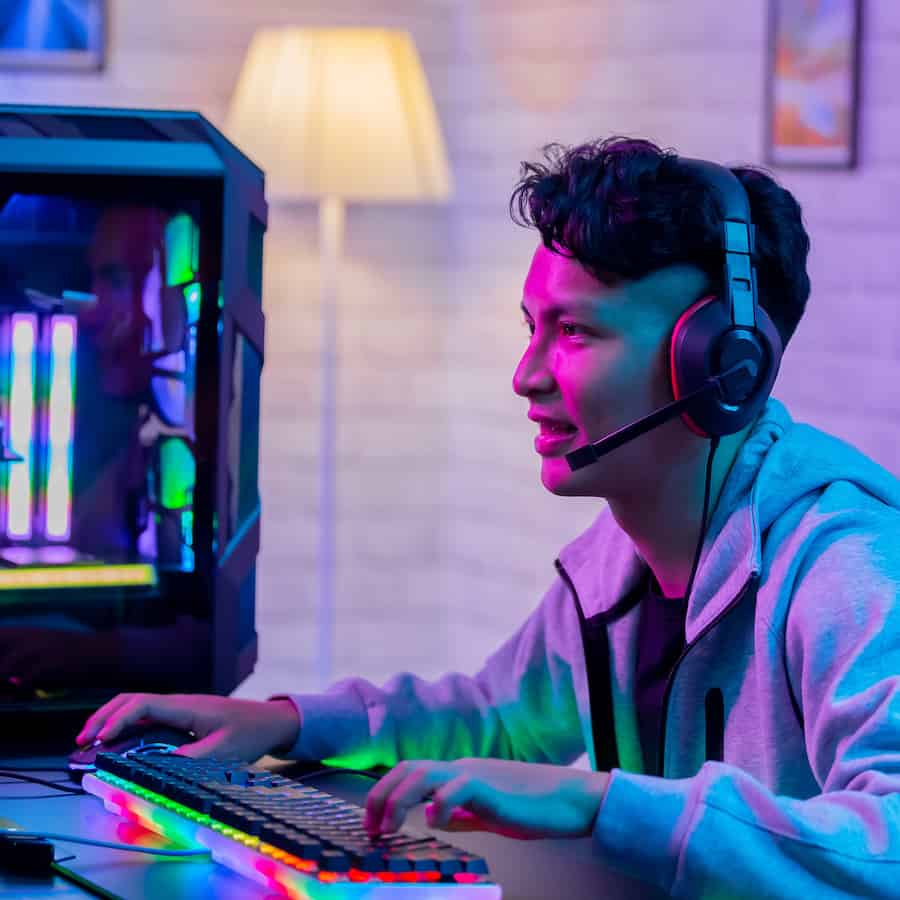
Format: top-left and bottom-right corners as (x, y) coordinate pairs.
(77, 749), (501, 897)
(0, 832), (55, 876)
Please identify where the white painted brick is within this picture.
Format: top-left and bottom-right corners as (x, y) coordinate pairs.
(791, 285), (898, 358)
(861, 37), (900, 106)
(807, 229), (900, 289)
(856, 0), (900, 42)
(231, 661), (319, 701)
(857, 104), (900, 165)
(332, 619), (453, 676)
(779, 170), (900, 230)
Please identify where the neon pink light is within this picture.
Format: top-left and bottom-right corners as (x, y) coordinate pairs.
(45, 315), (77, 539)
(7, 313), (36, 539)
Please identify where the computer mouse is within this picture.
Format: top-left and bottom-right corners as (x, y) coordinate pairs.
(68, 723), (195, 781)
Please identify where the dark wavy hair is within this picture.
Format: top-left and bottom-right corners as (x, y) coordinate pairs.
(509, 137), (811, 349)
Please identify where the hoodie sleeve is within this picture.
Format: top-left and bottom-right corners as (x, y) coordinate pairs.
(267, 577), (586, 770)
(591, 506), (900, 899)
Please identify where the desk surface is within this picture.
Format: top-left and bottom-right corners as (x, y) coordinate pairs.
(0, 755), (665, 900)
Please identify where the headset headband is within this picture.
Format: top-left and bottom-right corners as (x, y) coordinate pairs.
(676, 157), (757, 332)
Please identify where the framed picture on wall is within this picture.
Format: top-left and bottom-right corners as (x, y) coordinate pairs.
(0, 0), (106, 71)
(765, 0), (862, 168)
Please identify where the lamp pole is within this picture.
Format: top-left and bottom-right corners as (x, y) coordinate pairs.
(317, 195), (344, 689)
(225, 29), (451, 692)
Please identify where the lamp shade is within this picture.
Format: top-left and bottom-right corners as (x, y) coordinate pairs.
(225, 27), (453, 202)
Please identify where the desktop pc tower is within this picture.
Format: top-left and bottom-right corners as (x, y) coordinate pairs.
(0, 104), (267, 721)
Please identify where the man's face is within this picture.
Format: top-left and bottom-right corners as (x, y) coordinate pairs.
(513, 243), (708, 499)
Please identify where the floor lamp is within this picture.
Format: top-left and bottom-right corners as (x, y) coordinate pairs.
(226, 27), (452, 689)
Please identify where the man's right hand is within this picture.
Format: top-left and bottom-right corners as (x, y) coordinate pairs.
(75, 693), (301, 762)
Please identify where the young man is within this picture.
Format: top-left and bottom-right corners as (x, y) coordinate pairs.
(76, 139), (900, 897)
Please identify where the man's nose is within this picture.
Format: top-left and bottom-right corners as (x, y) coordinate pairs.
(512, 344), (555, 397)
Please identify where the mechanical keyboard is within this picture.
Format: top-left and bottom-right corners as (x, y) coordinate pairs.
(82, 750), (502, 898)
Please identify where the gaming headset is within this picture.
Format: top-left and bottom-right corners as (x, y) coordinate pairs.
(565, 156), (784, 470)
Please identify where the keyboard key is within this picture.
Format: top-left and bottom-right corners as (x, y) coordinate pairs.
(461, 854), (489, 874)
(167, 782), (193, 806)
(319, 849), (350, 872)
(406, 849), (442, 871)
(200, 781), (231, 796)
(189, 790), (218, 814)
(211, 802), (251, 830)
(354, 849), (387, 872)
(380, 836), (434, 851)
(258, 823), (293, 844)
(430, 848), (466, 876)
(235, 814), (268, 836)
(276, 831), (324, 861)
(127, 766), (157, 790)
(386, 856), (412, 873)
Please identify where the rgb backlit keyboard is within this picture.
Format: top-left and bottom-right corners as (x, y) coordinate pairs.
(82, 750), (502, 898)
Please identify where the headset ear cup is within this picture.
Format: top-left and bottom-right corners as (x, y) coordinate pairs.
(669, 296), (717, 438)
(670, 296), (782, 438)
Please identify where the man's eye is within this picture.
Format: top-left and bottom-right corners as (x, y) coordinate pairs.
(560, 322), (584, 337)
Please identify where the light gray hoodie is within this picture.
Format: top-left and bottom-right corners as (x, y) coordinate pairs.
(274, 397), (900, 898)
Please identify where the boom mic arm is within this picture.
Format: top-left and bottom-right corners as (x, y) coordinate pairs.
(565, 360), (755, 472)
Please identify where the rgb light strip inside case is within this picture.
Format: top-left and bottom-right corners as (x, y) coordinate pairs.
(7, 312), (37, 539)
(0, 563), (156, 591)
(45, 316), (76, 540)
(3, 312), (77, 543)
(82, 771), (501, 899)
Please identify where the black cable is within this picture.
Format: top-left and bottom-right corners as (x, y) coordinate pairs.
(0, 774), (71, 781)
(0, 770), (84, 794)
(0, 773), (71, 783)
(0, 829), (211, 856)
(683, 435), (720, 608)
(0, 793), (83, 800)
(0, 777), (71, 786)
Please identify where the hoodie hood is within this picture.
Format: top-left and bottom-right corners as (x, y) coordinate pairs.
(558, 396), (900, 641)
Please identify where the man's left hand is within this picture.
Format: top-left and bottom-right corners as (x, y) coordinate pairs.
(364, 758), (610, 840)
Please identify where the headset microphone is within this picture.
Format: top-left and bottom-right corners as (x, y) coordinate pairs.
(565, 359), (757, 472)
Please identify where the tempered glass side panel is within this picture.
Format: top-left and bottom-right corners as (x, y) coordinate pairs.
(0, 172), (222, 702)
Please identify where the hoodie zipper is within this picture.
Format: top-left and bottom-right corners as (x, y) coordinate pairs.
(555, 558), (643, 773)
(656, 574), (759, 776)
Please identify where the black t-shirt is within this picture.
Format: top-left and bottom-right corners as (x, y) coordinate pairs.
(634, 571), (688, 776)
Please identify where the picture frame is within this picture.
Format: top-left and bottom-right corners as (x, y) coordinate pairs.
(765, 0), (862, 169)
(0, 0), (106, 72)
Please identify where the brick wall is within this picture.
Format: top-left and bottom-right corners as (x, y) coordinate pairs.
(2, 0), (897, 701)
